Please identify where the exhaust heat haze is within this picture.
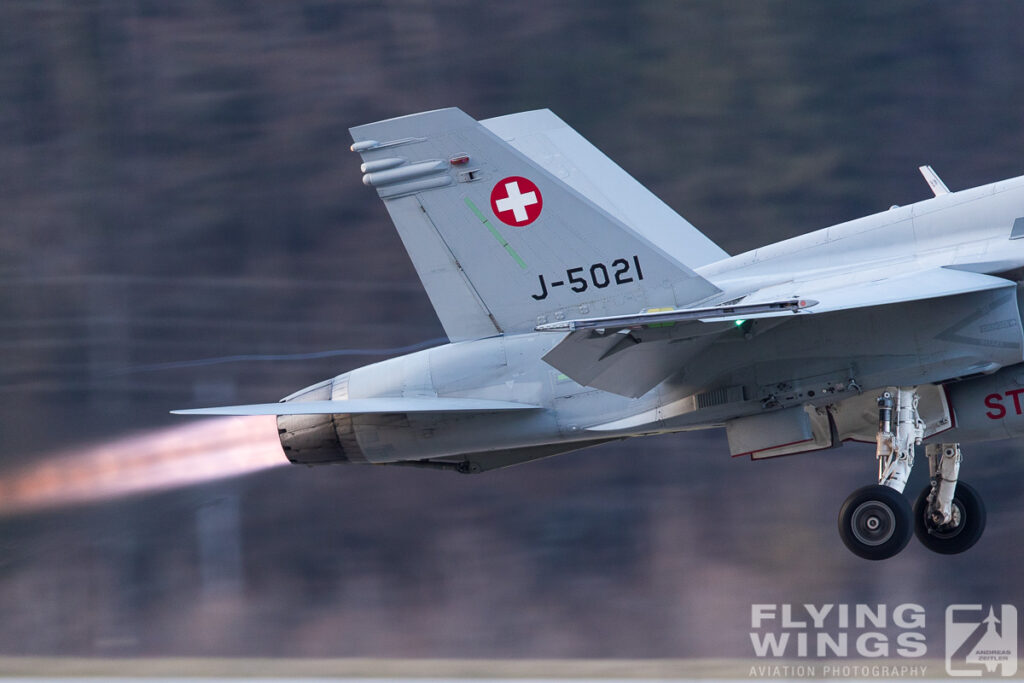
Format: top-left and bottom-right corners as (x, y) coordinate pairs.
(0, 417), (285, 516)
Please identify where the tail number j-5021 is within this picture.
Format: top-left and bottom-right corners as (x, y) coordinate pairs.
(531, 256), (644, 301)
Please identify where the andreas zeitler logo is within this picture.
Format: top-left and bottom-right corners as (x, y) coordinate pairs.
(946, 605), (1017, 677)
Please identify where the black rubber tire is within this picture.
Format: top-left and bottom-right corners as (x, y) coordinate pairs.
(838, 484), (914, 560)
(913, 481), (986, 554)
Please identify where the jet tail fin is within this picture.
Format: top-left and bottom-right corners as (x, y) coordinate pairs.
(481, 109), (728, 269)
(350, 108), (722, 341)
(481, 109), (729, 270)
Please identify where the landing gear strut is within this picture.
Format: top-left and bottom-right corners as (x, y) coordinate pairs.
(837, 387), (986, 559)
(912, 444), (985, 554)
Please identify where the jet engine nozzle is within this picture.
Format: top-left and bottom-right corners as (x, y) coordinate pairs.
(276, 375), (364, 464)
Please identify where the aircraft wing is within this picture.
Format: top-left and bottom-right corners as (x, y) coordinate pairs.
(172, 398), (542, 416)
(540, 267), (1015, 398)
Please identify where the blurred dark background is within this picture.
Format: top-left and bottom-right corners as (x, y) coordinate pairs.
(2, 0), (1024, 659)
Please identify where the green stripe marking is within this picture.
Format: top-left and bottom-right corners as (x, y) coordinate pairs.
(464, 198), (528, 269)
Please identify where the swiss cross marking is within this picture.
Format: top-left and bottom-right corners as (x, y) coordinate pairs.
(490, 176), (543, 226)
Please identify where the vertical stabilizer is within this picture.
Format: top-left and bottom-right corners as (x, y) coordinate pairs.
(350, 108), (721, 341)
(482, 109), (728, 268)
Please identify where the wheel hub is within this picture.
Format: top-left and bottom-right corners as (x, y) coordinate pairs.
(851, 501), (896, 546)
(928, 501), (965, 538)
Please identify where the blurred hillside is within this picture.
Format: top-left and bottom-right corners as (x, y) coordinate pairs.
(2, 0), (1024, 658)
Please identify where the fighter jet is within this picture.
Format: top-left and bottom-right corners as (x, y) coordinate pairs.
(175, 107), (1024, 560)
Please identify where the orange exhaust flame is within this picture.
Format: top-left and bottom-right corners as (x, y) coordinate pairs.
(0, 417), (285, 516)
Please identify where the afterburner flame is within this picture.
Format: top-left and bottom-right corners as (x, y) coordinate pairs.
(0, 417), (285, 516)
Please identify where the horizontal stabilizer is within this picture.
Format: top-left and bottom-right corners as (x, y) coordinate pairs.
(538, 300), (808, 398)
(543, 330), (720, 398)
(172, 398), (541, 416)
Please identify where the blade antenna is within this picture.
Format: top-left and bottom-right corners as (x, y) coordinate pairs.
(919, 165), (950, 197)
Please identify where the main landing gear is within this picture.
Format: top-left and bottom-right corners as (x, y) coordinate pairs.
(838, 388), (986, 560)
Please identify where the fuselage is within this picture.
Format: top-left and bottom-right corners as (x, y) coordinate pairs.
(278, 174), (1024, 467)
(701, 173), (1024, 297)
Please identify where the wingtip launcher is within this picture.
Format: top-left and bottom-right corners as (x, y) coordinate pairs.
(534, 299), (816, 333)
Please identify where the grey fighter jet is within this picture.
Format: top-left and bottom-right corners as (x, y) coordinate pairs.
(175, 108), (1024, 560)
